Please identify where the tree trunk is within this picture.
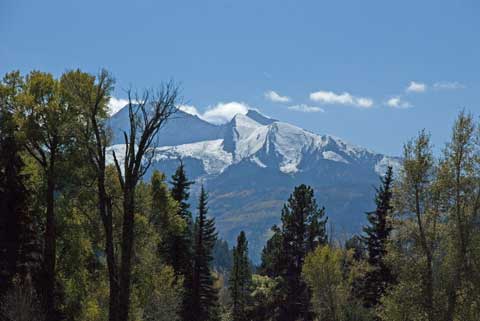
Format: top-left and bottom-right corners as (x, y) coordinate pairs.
(97, 172), (120, 321)
(118, 186), (135, 321)
(44, 164), (56, 320)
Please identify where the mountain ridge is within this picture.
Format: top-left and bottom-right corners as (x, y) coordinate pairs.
(108, 106), (401, 262)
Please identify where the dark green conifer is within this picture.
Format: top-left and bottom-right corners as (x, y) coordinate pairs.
(0, 106), (41, 295)
(276, 184), (327, 321)
(185, 186), (219, 321)
(229, 231), (252, 321)
(169, 162), (194, 276)
(361, 166), (395, 308)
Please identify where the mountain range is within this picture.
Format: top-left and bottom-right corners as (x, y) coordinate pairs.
(108, 107), (401, 262)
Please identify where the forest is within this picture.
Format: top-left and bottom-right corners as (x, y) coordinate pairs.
(1, 69), (480, 321)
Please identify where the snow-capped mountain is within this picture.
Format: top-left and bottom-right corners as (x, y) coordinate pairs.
(108, 107), (400, 262)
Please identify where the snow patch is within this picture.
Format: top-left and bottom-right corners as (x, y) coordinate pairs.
(322, 151), (349, 163)
(154, 139), (233, 175)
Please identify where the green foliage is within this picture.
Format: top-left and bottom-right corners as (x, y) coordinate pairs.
(229, 231), (252, 321)
(360, 166), (395, 308)
(274, 184), (328, 321)
(303, 246), (372, 321)
(248, 275), (279, 321)
(143, 265), (183, 321)
(185, 186), (220, 321)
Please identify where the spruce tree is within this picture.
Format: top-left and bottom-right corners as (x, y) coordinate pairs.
(170, 160), (194, 226)
(170, 161), (194, 276)
(185, 186), (219, 321)
(361, 166), (395, 308)
(276, 184), (327, 321)
(229, 231), (252, 321)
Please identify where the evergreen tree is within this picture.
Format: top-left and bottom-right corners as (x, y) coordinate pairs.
(150, 170), (185, 266)
(170, 160), (194, 226)
(0, 107), (24, 294)
(229, 231), (252, 321)
(0, 103), (41, 296)
(276, 184), (327, 321)
(169, 161), (194, 276)
(185, 186), (219, 321)
(361, 166), (395, 309)
(259, 225), (283, 278)
(212, 239), (233, 273)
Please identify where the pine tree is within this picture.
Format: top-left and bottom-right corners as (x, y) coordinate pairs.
(185, 186), (219, 321)
(229, 231), (252, 321)
(259, 225), (283, 278)
(276, 184), (328, 321)
(361, 166), (395, 308)
(170, 160), (194, 226)
(170, 161), (194, 276)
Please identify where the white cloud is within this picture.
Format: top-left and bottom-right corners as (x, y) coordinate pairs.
(386, 96), (412, 109)
(202, 102), (250, 124)
(433, 81), (465, 90)
(406, 81), (426, 93)
(288, 104), (324, 113)
(108, 97), (129, 115)
(264, 90), (291, 103)
(178, 104), (201, 117)
(309, 91), (373, 108)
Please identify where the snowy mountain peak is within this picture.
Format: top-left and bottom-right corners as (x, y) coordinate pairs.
(108, 107), (400, 177)
(106, 107), (402, 262)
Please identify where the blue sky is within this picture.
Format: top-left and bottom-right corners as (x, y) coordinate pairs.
(1, 0), (479, 155)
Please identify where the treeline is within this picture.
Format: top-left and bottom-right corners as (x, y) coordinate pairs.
(1, 69), (480, 321)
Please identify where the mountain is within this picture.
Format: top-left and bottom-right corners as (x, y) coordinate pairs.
(108, 107), (400, 262)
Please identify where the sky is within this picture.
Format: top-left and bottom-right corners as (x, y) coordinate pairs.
(1, 0), (479, 156)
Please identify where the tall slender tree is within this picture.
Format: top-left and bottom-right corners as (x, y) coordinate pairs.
(111, 85), (179, 321)
(185, 186), (219, 321)
(276, 184), (328, 321)
(229, 231), (252, 321)
(170, 160), (194, 226)
(10, 71), (80, 320)
(361, 166), (395, 309)
(60, 69), (120, 321)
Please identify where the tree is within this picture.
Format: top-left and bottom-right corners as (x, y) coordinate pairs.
(259, 225), (283, 278)
(229, 231), (252, 321)
(11, 71), (81, 319)
(361, 166), (395, 308)
(143, 265), (183, 321)
(303, 246), (347, 321)
(276, 184), (328, 321)
(150, 170), (184, 265)
(60, 69), (119, 321)
(168, 162), (194, 276)
(186, 186), (219, 321)
(248, 275), (280, 321)
(169, 162), (197, 321)
(170, 160), (194, 226)
(303, 245), (372, 321)
(0, 87), (28, 294)
(110, 84), (179, 321)
(390, 130), (439, 321)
